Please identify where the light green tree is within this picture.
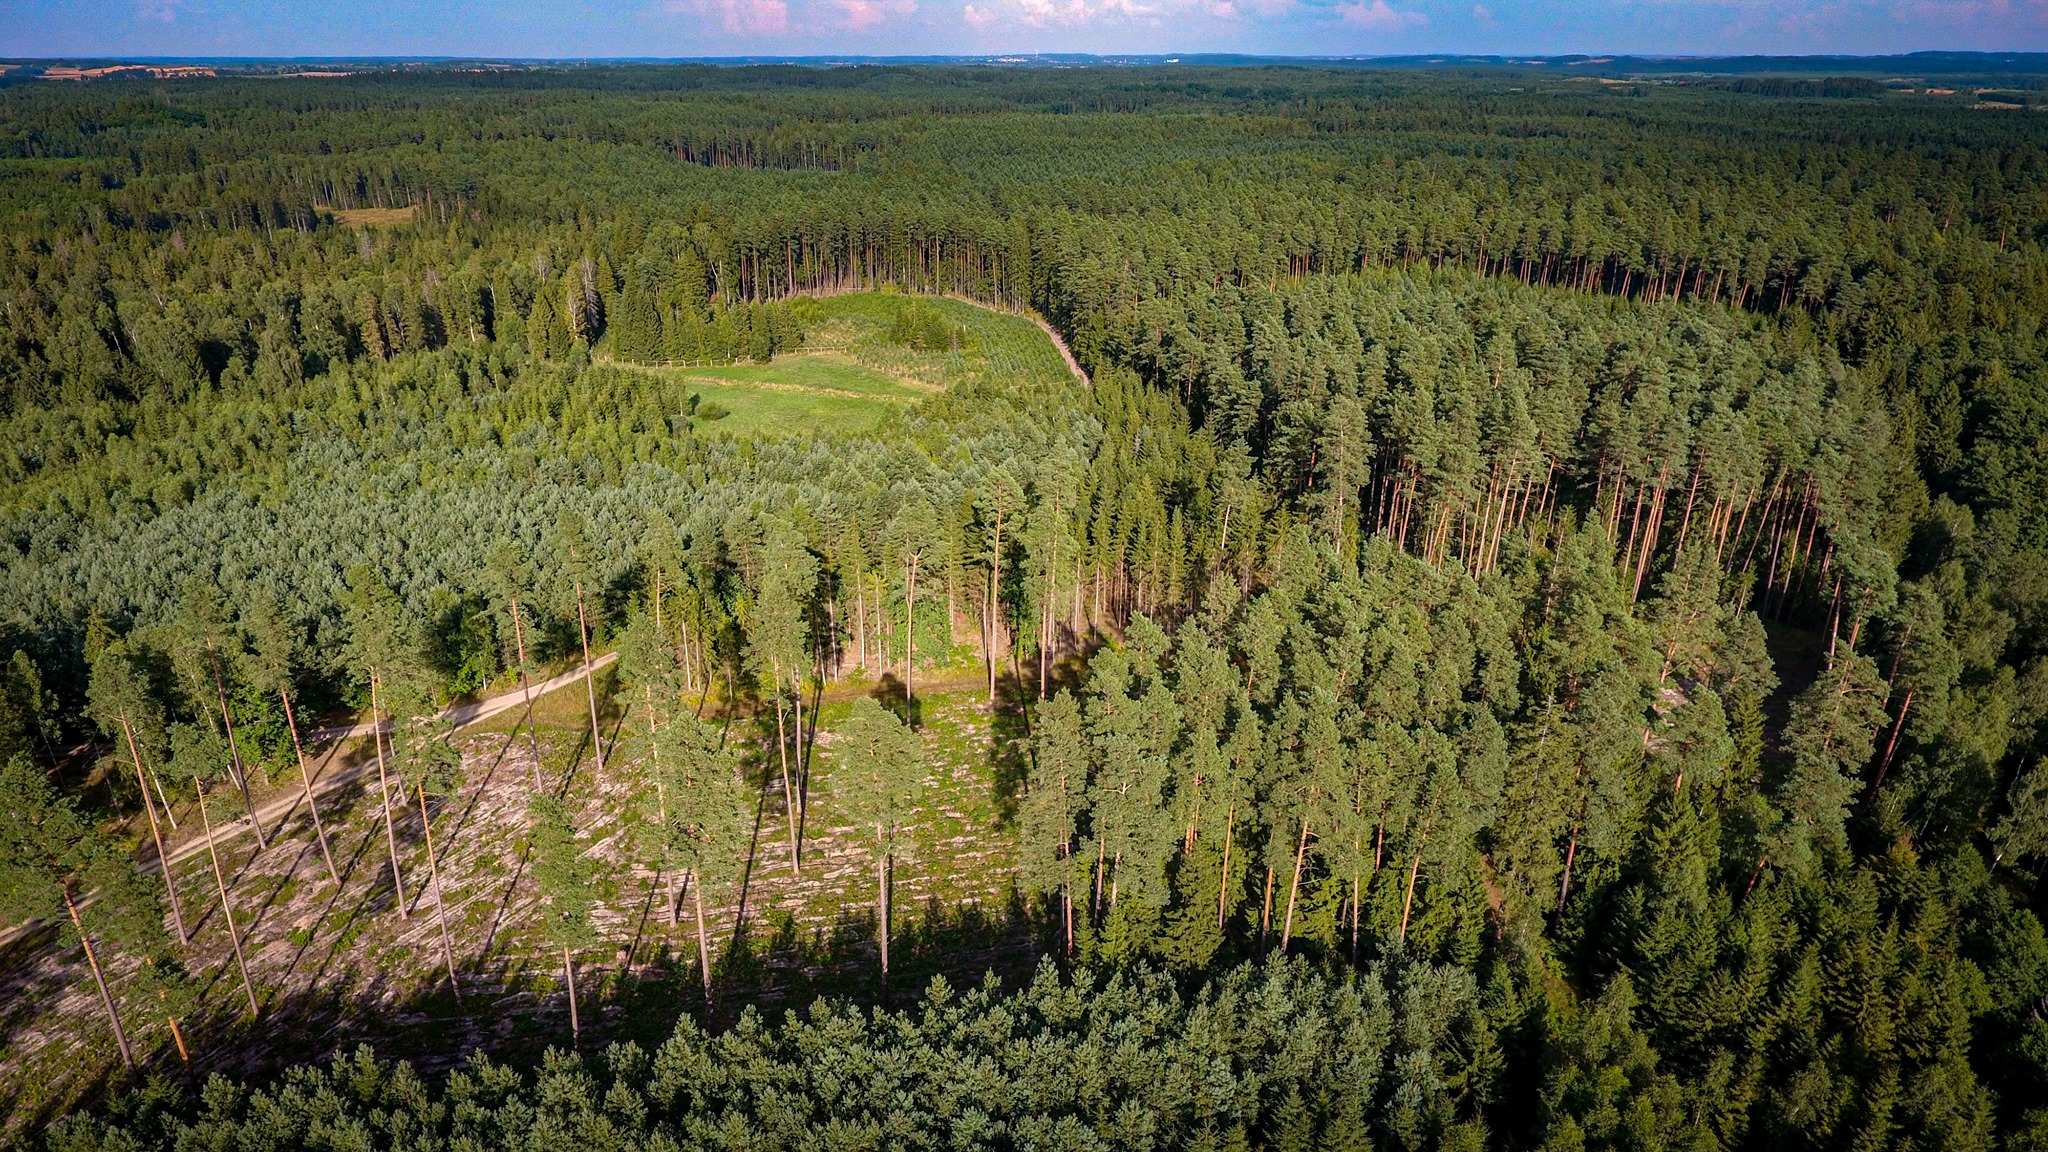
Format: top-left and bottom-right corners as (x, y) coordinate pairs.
(830, 696), (924, 990)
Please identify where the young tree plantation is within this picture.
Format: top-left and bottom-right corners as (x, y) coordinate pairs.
(0, 59), (2046, 1151)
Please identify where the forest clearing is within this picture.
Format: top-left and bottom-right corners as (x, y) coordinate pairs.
(0, 660), (1036, 1133)
(4, 60), (2048, 1151)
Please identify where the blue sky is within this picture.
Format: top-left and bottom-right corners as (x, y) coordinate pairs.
(5, 0), (2044, 60)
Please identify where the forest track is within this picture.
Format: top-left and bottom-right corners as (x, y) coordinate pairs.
(0, 655), (618, 949)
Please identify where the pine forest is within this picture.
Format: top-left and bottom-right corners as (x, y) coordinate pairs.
(2, 59), (2048, 1151)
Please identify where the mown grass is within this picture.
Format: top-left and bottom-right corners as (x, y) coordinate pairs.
(605, 291), (1075, 440)
(667, 356), (926, 437)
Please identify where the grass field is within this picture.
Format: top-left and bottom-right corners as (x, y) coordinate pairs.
(663, 355), (933, 437)
(610, 291), (1078, 440)
(327, 205), (419, 227)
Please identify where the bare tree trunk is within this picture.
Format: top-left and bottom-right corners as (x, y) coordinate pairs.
(1351, 875), (1361, 962)
(369, 676), (407, 918)
(196, 780), (261, 1017)
(1874, 687), (1914, 790)
(121, 717), (187, 945)
(210, 654), (268, 850)
(1259, 865), (1275, 949)
(877, 850), (891, 990)
(417, 783), (461, 1000)
(988, 510), (1002, 706)
(1281, 819), (1310, 952)
(507, 596), (544, 789)
(279, 688), (340, 886)
(904, 559), (918, 717)
(1216, 799), (1235, 930)
(1399, 851), (1422, 942)
(693, 871), (715, 1010)
(563, 947), (580, 1044)
(774, 681), (800, 876)
(65, 887), (133, 1070)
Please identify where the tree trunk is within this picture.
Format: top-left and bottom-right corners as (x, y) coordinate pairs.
(65, 887), (133, 1070)
(877, 850), (892, 990)
(1281, 819), (1310, 952)
(1557, 825), (1579, 912)
(369, 676), (408, 918)
(904, 558), (918, 718)
(1216, 800), (1235, 930)
(693, 871), (715, 1010)
(1399, 851), (1422, 942)
(210, 654), (268, 850)
(279, 687), (340, 887)
(793, 671), (809, 811)
(575, 581), (605, 777)
(1874, 686), (1914, 790)
(508, 596), (544, 789)
(196, 780), (261, 1017)
(1259, 865), (1275, 948)
(1351, 875), (1361, 962)
(774, 683), (800, 876)
(562, 946), (580, 1044)
(988, 511), (1002, 707)
(417, 783), (461, 1000)
(121, 717), (187, 945)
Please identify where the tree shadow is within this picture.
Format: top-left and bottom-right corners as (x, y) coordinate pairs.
(6, 882), (1063, 1138)
(868, 672), (919, 728)
(988, 641), (1099, 828)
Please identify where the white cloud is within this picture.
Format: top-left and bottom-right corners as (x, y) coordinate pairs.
(1335, 0), (1428, 28)
(955, 0), (1301, 24)
(135, 0), (178, 22)
(836, 0), (916, 27)
(668, 0), (792, 33)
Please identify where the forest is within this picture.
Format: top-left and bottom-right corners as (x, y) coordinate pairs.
(2, 60), (2048, 1150)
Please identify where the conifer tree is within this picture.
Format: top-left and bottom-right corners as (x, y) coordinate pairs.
(167, 727), (261, 1018)
(634, 693), (748, 1009)
(887, 500), (939, 718)
(342, 566), (414, 918)
(1023, 692), (1089, 954)
(485, 540), (547, 787)
(244, 595), (340, 887)
(1771, 651), (1890, 875)
(0, 756), (140, 1069)
(830, 696), (923, 991)
(173, 586), (268, 849)
(86, 640), (188, 947)
(749, 520), (818, 874)
(528, 793), (599, 1044)
(554, 514), (609, 784)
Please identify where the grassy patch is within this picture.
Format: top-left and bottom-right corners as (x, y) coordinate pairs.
(328, 205), (418, 226)
(602, 292), (1076, 440)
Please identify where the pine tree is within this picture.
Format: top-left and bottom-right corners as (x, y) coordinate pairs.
(243, 595), (340, 887)
(167, 727), (261, 1018)
(529, 793), (600, 1044)
(830, 696), (923, 991)
(342, 566), (416, 918)
(748, 519), (818, 875)
(86, 640), (188, 947)
(1772, 651), (1889, 874)
(174, 583), (267, 851)
(1023, 692), (1089, 955)
(0, 756), (140, 1069)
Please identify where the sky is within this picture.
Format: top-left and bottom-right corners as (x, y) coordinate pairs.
(4, 0), (2045, 61)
